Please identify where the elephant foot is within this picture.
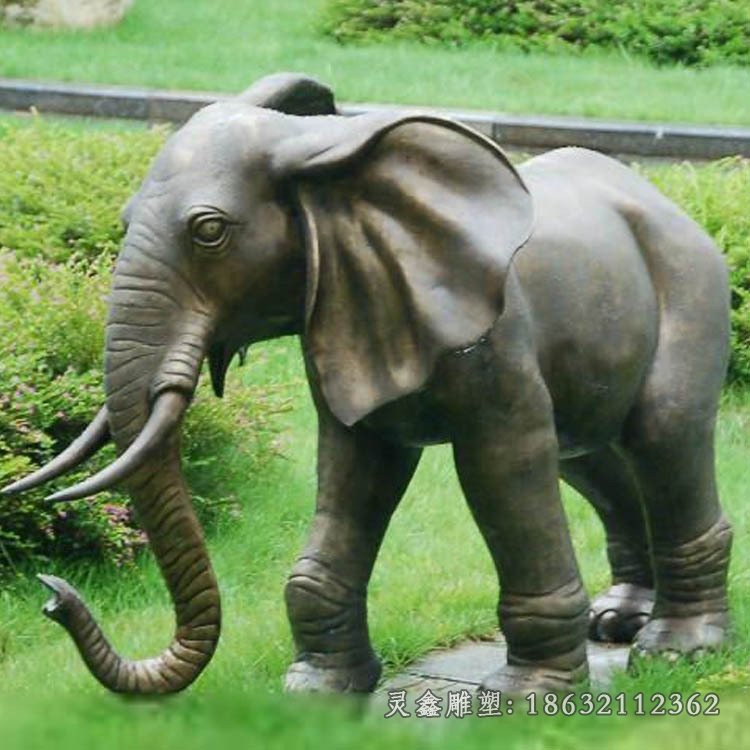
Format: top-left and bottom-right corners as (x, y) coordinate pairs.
(629, 611), (730, 664)
(589, 583), (654, 643)
(479, 661), (588, 697)
(283, 656), (382, 694)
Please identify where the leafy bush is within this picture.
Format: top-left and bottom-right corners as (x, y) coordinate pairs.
(0, 119), (288, 574)
(0, 254), (288, 573)
(0, 255), (137, 569)
(322, 0), (750, 67)
(0, 117), (164, 263)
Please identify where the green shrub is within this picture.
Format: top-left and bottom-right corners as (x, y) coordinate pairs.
(0, 255), (136, 569)
(0, 116), (164, 263)
(0, 254), (288, 573)
(0, 119), (288, 574)
(322, 0), (750, 68)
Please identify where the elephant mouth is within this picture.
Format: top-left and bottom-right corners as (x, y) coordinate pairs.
(208, 341), (233, 398)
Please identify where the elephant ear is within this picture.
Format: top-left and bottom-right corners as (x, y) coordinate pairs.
(273, 112), (534, 426)
(239, 72), (336, 115)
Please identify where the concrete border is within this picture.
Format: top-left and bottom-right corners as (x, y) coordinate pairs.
(2, 78), (750, 159)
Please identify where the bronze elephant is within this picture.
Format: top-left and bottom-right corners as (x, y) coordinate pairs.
(3, 73), (732, 696)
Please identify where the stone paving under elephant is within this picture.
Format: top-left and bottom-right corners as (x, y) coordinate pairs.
(3, 73), (733, 696)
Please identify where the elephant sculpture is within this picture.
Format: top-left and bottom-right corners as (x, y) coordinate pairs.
(3, 73), (733, 696)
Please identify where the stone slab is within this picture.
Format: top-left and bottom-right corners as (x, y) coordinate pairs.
(2, 78), (750, 159)
(371, 636), (629, 717)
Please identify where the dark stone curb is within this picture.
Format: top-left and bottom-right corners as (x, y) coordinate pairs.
(0, 79), (215, 124)
(2, 78), (750, 159)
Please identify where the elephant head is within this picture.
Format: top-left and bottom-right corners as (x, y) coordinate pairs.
(2, 73), (533, 695)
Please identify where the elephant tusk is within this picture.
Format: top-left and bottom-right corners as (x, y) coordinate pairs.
(45, 391), (188, 503)
(1, 406), (111, 496)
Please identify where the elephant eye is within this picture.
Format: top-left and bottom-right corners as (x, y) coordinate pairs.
(190, 214), (230, 254)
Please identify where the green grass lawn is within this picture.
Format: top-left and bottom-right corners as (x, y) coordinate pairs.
(2, 0), (750, 126)
(0, 337), (748, 749)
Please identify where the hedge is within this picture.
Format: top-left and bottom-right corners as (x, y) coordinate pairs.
(0, 252), (289, 572)
(322, 0), (750, 68)
(0, 119), (287, 572)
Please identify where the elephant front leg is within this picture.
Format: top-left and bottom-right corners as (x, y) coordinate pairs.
(452, 392), (590, 694)
(284, 416), (421, 693)
(284, 557), (379, 692)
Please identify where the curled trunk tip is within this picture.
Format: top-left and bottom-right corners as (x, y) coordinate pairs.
(38, 569), (220, 694)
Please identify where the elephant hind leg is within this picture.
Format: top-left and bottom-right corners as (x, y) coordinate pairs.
(619, 311), (731, 662)
(561, 446), (654, 644)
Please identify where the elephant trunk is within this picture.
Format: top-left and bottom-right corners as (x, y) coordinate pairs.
(40, 257), (221, 694)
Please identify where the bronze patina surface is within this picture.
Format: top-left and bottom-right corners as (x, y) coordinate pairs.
(3, 73), (733, 696)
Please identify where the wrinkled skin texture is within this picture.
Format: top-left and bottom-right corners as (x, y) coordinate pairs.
(6, 74), (732, 696)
